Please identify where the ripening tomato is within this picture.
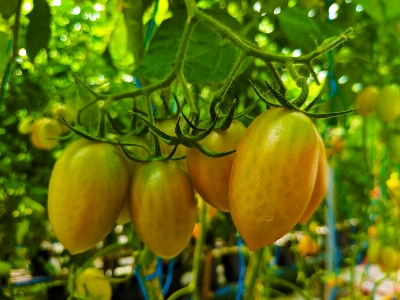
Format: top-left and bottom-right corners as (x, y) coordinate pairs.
(186, 120), (247, 212)
(375, 84), (400, 123)
(52, 103), (72, 134)
(355, 86), (379, 117)
(30, 117), (63, 150)
(129, 160), (197, 259)
(48, 139), (130, 254)
(379, 245), (398, 271)
(298, 234), (314, 257)
(75, 268), (112, 300)
(299, 133), (328, 224)
(229, 108), (319, 250)
(18, 116), (34, 135)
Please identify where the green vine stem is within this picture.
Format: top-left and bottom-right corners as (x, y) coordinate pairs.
(167, 196), (207, 300)
(210, 51), (247, 120)
(243, 247), (265, 300)
(178, 71), (198, 118)
(266, 61), (286, 96)
(97, 104), (107, 138)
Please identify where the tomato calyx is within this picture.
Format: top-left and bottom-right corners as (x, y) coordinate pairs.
(250, 80), (357, 119)
(133, 111), (236, 158)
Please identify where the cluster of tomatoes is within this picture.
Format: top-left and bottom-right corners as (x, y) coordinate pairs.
(18, 104), (72, 150)
(46, 106), (329, 258)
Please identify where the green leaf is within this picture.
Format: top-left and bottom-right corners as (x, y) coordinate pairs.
(277, 8), (341, 52)
(351, 0), (386, 22)
(16, 219), (30, 245)
(22, 197), (45, 213)
(0, 0), (18, 19)
(134, 10), (250, 84)
(26, 0), (51, 60)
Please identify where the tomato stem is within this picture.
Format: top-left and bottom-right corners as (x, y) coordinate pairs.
(243, 247), (264, 300)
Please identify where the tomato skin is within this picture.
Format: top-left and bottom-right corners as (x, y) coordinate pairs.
(129, 160), (197, 259)
(186, 120), (246, 212)
(30, 117), (63, 150)
(75, 268), (112, 300)
(48, 139), (129, 254)
(355, 86), (379, 117)
(229, 108), (319, 250)
(299, 133), (328, 224)
(375, 84), (400, 123)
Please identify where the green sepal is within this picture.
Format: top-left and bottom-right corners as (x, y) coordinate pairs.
(216, 99), (236, 131)
(187, 139), (236, 158)
(302, 108), (357, 119)
(263, 80), (297, 110)
(181, 113), (218, 142)
(107, 110), (127, 135)
(250, 81), (280, 108)
(303, 88), (324, 111)
(132, 112), (180, 144)
(181, 110), (206, 132)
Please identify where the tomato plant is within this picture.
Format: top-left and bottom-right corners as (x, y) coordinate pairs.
(229, 108), (320, 250)
(48, 139), (130, 254)
(129, 160), (197, 259)
(186, 120), (246, 212)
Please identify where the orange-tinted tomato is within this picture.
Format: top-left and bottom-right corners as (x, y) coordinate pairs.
(355, 86), (379, 117)
(186, 120), (246, 212)
(48, 139), (129, 254)
(229, 108), (319, 250)
(30, 117), (63, 150)
(299, 133), (328, 224)
(129, 160), (197, 258)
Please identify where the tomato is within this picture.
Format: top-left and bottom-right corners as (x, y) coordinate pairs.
(129, 160), (196, 258)
(17, 116), (34, 135)
(375, 84), (400, 123)
(229, 108), (319, 250)
(52, 103), (72, 134)
(298, 235), (314, 257)
(75, 268), (112, 300)
(379, 245), (398, 271)
(299, 133), (328, 224)
(48, 139), (130, 254)
(367, 240), (381, 264)
(116, 198), (131, 225)
(186, 120), (246, 212)
(355, 86), (379, 117)
(30, 117), (63, 150)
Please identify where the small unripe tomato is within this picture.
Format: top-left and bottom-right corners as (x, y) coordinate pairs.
(75, 268), (112, 300)
(355, 86), (379, 117)
(52, 103), (72, 134)
(18, 116), (34, 135)
(375, 84), (400, 123)
(30, 117), (63, 150)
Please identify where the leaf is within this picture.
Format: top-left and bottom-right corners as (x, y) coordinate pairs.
(16, 219), (30, 245)
(26, 0), (51, 60)
(108, 17), (134, 69)
(22, 197), (45, 213)
(0, 0), (18, 19)
(134, 10), (251, 84)
(352, 0), (385, 22)
(277, 8), (341, 52)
